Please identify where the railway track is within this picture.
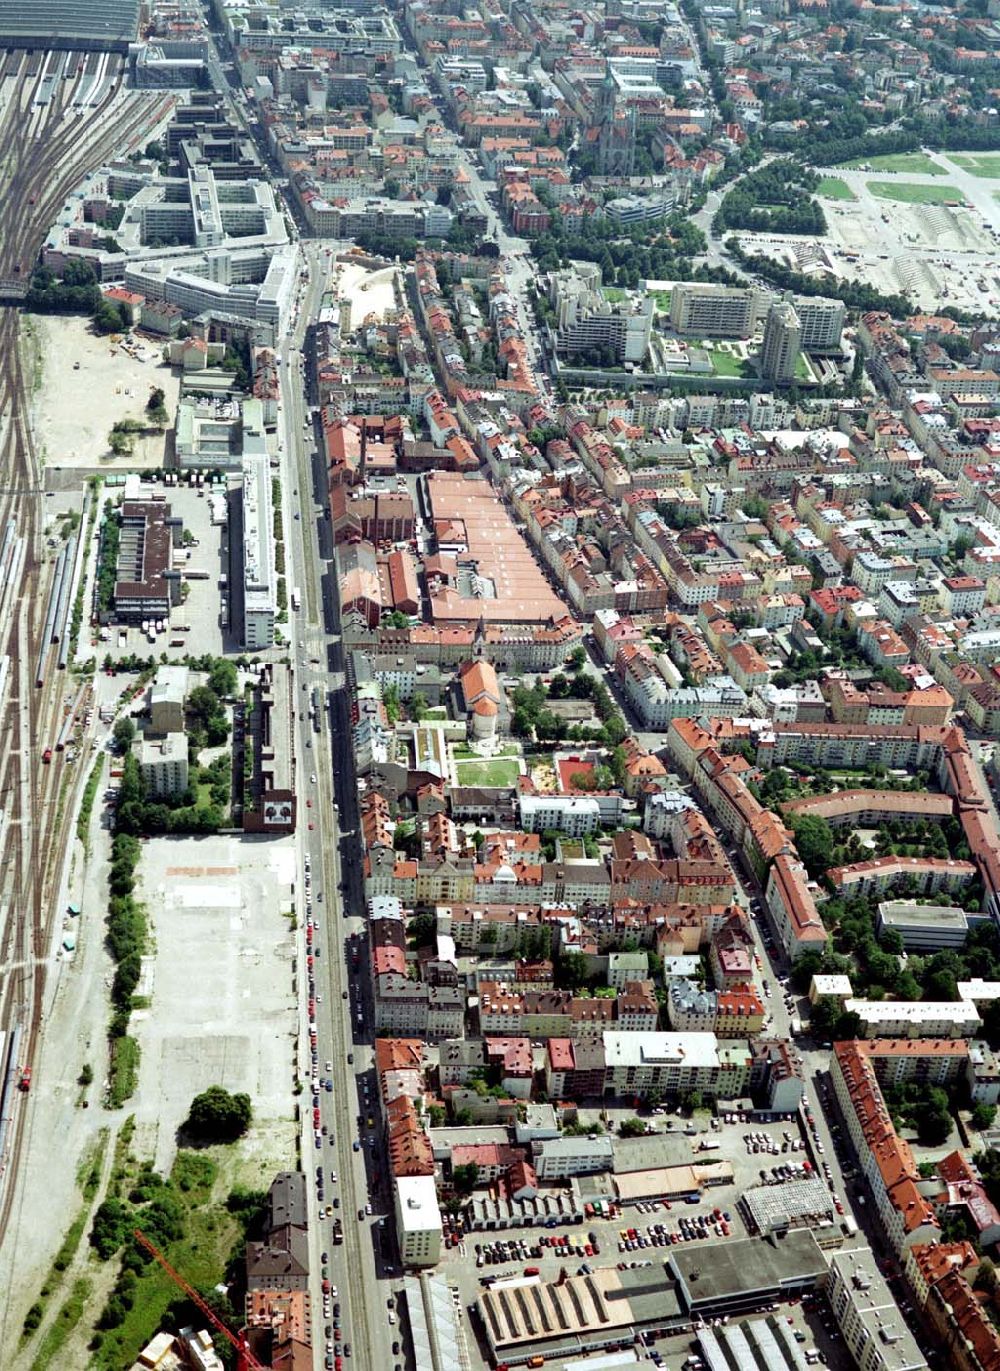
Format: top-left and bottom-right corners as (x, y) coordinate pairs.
(0, 52), (170, 1259)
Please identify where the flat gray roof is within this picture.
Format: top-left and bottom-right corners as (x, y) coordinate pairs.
(670, 1231), (826, 1309)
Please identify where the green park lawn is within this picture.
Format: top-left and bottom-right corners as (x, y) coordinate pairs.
(454, 757), (522, 787)
(794, 352), (813, 381)
(867, 180), (961, 206)
(708, 347), (752, 378)
(649, 289), (672, 311)
(816, 176), (857, 201)
(949, 153), (1000, 178)
(845, 151), (944, 175)
(601, 286), (626, 302)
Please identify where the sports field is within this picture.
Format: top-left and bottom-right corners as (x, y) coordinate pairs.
(817, 177), (856, 201)
(844, 152), (944, 175)
(949, 153), (1000, 179)
(867, 181), (961, 206)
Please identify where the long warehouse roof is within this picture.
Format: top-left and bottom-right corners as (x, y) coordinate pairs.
(0, 0), (140, 45)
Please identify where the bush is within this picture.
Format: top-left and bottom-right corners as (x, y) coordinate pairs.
(90, 1199), (131, 1260)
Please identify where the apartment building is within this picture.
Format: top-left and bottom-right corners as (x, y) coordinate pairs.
(601, 1031), (752, 1100)
(670, 284), (757, 339)
(138, 731), (189, 799)
(760, 300), (800, 384)
(795, 296), (846, 353)
(843, 999), (982, 1039)
(831, 1041), (940, 1256)
(826, 1248), (928, 1371)
(548, 263), (653, 364)
(764, 853), (828, 962)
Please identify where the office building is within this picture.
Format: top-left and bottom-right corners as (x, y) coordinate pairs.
(876, 901), (969, 951)
(670, 284), (757, 339)
(394, 1175), (442, 1268)
(242, 453), (276, 650)
(760, 300), (801, 384)
(149, 665), (189, 735)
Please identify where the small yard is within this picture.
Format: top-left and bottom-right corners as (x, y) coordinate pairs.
(454, 757), (522, 788)
(649, 289), (672, 312)
(794, 352), (813, 381)
(816, 176), (856, 201)
(867, 180), (961, 205)
(601, 286), (627, 302)
(845, 151), (944, 175)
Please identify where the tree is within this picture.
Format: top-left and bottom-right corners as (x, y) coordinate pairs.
(207, 658), (238, 697)
(113, 717), (136, 752)
(184, 1086), (253, 1143)
(911, 1086), (952, 1147)
(187, 685), (222, 727)
(972, 1102), (997, 1131)
(977, 1148), (1000, 1210)
(204, 714), (230, 747)
(146, 386), (169, 426)
(383, 683), (401, 725)
(789, 813), (834, 878)
(556, 951), (589, 990)
(452, 1163), (479, 1194)
(409, 912), (436, 947)
(831, 1010), (863, 1042)
(618, 1117), (647, 1138)
(428, 1105), (445, 1128)
(410, 691), (429, 723)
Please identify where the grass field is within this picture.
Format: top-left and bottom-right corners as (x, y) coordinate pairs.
(649, 289), (672, 311)
(454, 757), (521, 787)
(601, 286), (626, 302)
(949, 153), (1000, 178)
(794, 352), (812, 381)
(844, 151), (944, 175)
(92, 1152), (242, 1370)
(816, 176), (856, 201)
(707, 347), (753, 378)
(867, 180), (961, 205)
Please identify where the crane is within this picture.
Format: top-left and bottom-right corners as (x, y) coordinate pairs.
(133, 1229), (266, 1371)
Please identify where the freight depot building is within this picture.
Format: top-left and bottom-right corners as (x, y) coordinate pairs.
(477, 1231), (825, 1361)
(424, 472), (567, 626)
(0, 0), (141, 50)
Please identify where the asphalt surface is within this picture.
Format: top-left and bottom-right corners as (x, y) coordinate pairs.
(278, 250), (398, 1371)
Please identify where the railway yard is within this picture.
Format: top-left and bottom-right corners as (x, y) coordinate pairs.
(0, 45), (170, 1327)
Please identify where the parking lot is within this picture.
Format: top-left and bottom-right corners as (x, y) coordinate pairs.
(436, 1102), (859, 1371)
(129, 830), (299, 1174)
